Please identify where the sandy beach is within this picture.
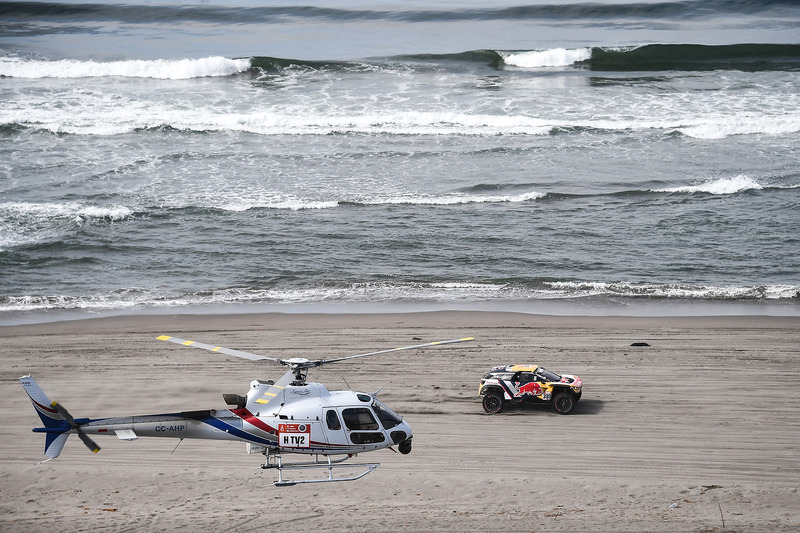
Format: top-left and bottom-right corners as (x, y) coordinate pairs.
(1, 311), (798, 532)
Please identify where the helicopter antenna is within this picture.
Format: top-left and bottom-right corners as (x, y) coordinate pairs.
(170, 438), (183, 455)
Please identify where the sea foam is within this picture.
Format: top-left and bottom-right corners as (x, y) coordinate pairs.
(657, 175), (763, 195)
(1, 201), (133, 220)
(501, 48), (592, 68)
(360, 190), (545, 206)
(680, 115), (800, 139)
(0, 56), (251, 79)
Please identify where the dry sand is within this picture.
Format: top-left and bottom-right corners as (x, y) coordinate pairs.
(1, 311), (798, 532)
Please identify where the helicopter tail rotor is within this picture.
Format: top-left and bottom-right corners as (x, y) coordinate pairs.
(50, 401), (101, 454)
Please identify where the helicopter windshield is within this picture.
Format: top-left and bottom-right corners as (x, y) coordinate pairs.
(372, 399), (403, 430)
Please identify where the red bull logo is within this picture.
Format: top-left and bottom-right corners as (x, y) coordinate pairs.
(517, 382), (543, 397)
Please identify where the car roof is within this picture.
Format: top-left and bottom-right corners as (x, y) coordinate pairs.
(509, 364), (539, 372)
(491, 364), (539, 373)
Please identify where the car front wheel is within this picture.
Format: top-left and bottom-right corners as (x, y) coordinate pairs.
(482, 392), (505, 414)
(553, 392), (575, 414)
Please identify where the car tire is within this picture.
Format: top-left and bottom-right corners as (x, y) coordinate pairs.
(553, 392), (575, 414)
(482, 392), (505, 414)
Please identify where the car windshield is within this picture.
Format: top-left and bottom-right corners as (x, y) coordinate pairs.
(536, 367), (562, 382)
(372, 399), (403, 429)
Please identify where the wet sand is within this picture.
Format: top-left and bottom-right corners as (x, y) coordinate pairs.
(1, 311), (799, 532)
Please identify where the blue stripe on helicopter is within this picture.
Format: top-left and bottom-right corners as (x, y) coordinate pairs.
(195, 415), (278, 446)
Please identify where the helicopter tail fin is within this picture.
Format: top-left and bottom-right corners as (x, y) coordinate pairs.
(19, 375), (71, 460)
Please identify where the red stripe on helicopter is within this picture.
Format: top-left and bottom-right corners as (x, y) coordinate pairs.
(30, 398), (58, 416)
(230, 408), (350, 448)
(230, 408), (278, 434)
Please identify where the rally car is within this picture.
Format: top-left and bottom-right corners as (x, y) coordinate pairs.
(479, 364), (582, 414)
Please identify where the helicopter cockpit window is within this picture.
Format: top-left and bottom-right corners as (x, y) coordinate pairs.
(341, 407), (379, 431)
(325, 409), (341, 431)
(372, 399), (402, 430)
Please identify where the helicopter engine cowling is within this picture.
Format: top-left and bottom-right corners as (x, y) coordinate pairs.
(223, 393), (246, 409)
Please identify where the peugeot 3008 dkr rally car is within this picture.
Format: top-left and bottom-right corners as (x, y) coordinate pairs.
(479, 364), (582, 414)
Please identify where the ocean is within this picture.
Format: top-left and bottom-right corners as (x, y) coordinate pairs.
(1, 0), (799, 324)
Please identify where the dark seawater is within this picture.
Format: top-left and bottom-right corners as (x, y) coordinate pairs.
(1, 1), (799, 323)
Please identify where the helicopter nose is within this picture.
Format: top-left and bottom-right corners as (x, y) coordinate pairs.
(391, 420), (412, 442)
(390, 420), (412, 451)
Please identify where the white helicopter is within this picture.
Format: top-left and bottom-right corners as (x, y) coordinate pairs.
(21, 335), (473, 486)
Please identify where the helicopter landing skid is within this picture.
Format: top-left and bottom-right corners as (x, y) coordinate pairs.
(262, 451), (380, 486)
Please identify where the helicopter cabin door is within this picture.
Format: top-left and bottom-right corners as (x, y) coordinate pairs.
(322, 408), (350, 447)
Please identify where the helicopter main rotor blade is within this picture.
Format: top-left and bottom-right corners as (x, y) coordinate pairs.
(318, 337), (475, 366)
(157, 335), (279, 363)
(158, 335), (474, 374)
(50, 401), (101, 454)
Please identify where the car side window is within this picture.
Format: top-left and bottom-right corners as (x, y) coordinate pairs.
(326, 409), (342, 431)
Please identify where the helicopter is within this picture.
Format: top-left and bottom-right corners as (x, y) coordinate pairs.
(20, 334), (474, 486)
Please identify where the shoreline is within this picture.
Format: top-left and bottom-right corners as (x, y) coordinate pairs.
(2, 295), (799, 328)
(2, 309), (800, 336)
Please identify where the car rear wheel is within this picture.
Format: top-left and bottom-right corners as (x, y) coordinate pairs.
(482, 392), (505, 414)
(553, 392), (575, 415)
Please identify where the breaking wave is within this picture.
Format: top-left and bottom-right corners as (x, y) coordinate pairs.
(0, 201), (133, 222)
(3, 43), (799, 81)
(2, 280), (798, 317)
(655, 175), (764, 195)
(0, 56), (251, 79)
(395, 44), (800, 72)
